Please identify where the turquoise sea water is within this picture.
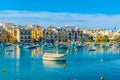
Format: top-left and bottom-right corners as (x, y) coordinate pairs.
(0, 45), (120, 80)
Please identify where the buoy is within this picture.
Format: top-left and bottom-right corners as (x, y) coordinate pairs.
(3, 68), (6, 73)
(100, 76), (104, 80)
(62, 63), (66, 68)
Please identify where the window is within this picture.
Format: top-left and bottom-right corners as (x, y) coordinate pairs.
(24, 36), (26, 38)
(69, 36), (71, 39)
(21, 32), (24, 34)
(20, 36), (23, 38)
(28, 36), (31, 38)
(28, 40), (31, 42)
(75, 33), (77, 35)
(51, 32), (53, 35)
(75, 36), (77, 39)
(25, 40), (27, 42)
(55, 36), (57, 38)
(28, 32), (31, 35)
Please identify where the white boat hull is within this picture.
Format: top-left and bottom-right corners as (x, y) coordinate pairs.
(43, 53), (66, 61)
(43, 57), (66, 61)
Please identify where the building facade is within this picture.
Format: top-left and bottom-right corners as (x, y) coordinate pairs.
(83, 29), (112, 41)
(44, 26), (58, 43)
(19, 28), (33, 43)
(0, 22), (96, 43)
(29, 25), (44, 42)
(66, 27), (82, 41)
(1, 22), (15, 29)
(57, 28), (67, 42)
(43, 26), (86, 42)
(18, 25), (44, 43)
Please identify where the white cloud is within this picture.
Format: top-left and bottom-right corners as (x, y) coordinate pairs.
(0, 10), (120, 29)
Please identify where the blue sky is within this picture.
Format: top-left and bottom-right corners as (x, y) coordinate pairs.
(0, 0), (120, 14)
(0, 0), (120, 29)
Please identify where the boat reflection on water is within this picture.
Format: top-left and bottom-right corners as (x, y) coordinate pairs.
(43, 60), (66, 68)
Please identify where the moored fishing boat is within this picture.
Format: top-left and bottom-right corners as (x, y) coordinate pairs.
(117, 42), (120, 48)
(42, 43), (55, 50)
(27, 45), (37, 49)
(20, 43), (37, 49)
(3, 43), (12, 47)
(43, 50), (67, 61)
(43, 53), (66, 61)
(101, 44), (105, 48)
(75, 45), (83, 48)
(89, 48), (96, 51)
(89, 45), (96, 51)
(75, 42), (84, 48)
(93, 43), (99, 47)
(57, 44), (68, 49)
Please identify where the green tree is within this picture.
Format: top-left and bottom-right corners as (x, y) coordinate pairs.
(96, 38), (101, 43)
(114, 36), (120, 42)
(95, 35), (109, 43)
(85, 39), (93, 42)
(102, 36), (109, 42)
(79, 37), (85, 42)
(85, 36), (94, 42)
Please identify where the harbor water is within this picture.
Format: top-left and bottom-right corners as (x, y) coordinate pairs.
(0, 45), (120, 80)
